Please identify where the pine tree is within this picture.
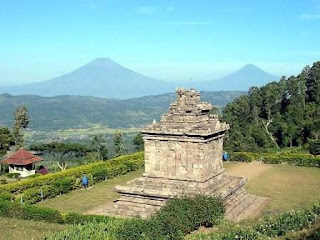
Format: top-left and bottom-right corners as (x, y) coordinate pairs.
(114, 130), (124, 157)
(12, 106), (29, 150)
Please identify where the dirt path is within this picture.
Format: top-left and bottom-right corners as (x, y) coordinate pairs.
(225, 161), (272, 180)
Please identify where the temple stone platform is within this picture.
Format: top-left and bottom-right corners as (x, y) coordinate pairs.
(104, 88), (268, 221)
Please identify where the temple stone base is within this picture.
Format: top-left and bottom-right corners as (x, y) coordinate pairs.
(104, 170), (268, 221)
(103, 89), (268, 221)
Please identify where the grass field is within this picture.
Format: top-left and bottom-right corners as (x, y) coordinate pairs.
(0, 217), (68, 240)
(37, 169), (144, 213)
(224, 161), (320, 214)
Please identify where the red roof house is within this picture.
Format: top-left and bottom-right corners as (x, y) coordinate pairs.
(0, 149), (43, 177)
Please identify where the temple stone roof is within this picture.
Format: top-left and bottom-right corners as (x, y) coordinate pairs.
(142, 88), (229, 136)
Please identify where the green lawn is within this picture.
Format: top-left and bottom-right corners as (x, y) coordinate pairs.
(224, 161), (320, 214)
(245, 164), (320, 214)
(0, 217), (67, 240)
(37, 169), (144, 213)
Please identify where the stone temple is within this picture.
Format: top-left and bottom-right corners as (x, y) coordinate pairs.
(105, 88), (267, 221)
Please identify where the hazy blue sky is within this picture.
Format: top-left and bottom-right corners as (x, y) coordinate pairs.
(1, 0), (320, 85)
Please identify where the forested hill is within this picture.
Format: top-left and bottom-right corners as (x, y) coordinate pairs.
(0, 91), (244, 131)
(223, 61), (320, 151)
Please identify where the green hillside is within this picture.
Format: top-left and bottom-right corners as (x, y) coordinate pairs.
(223, 61), (320, 151)
(0, 91), (245, 131)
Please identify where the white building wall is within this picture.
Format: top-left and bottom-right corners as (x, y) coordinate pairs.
(9, 165), (35, 177)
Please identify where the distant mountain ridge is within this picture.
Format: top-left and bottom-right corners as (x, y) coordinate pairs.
(0, 91), (245, 131)
(194, 64), (278, 91)
(0, 58), (278, 98)
(0, 58), (175, 98)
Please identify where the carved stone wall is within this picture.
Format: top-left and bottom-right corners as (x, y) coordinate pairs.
(104, 88), (268, 221)
(144, 137), (224, 182)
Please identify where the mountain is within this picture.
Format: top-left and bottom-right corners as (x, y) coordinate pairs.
(195, 64), (278, 91)
(0, 58), (175, 98)
(0, 60), (277, 97)
(0, 91), (245, 131)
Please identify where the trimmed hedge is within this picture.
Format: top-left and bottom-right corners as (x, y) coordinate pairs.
(0, 199), (114, 225)
(6, 173), (20, 179)
(0, 152), (144, 203)
(0, 200), (64, 223)
(230, 152), (259, 162)
(261, 153), (320, 167)
(230, 152), (320, 167)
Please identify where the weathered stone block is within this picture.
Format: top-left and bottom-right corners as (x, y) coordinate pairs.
(104, 88), (267, 221)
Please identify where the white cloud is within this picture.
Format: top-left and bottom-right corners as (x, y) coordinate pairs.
(298, 13), (320, 20)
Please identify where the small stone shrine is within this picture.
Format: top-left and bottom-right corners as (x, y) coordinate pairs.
(105, 88), (267, 221)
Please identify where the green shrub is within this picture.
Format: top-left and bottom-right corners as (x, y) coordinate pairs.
(22, 188), (43, 204)
(52, 177), (76, 194)
(44, 220), (123, 240)
(0, 179), (7, 185)
(230, 152), (258, 162)
(114, 195), (225, 240)
(21, 204), (64, 223)
(0, 201), (64, 223)
(230, 152), (320, 167)
(27, 173), (41, 178)
(91, 168), (108, 183)
(195, 202), (320, 240)
(261, 153), (320, 167)
(64, 212), (113, 225)
(0, 191), (13, 202)
(309, 140), (320, 156)
(6, 173), (20, 178)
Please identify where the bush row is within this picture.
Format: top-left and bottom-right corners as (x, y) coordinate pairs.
(230, 152), (320, 167)
(262, 153), (320, 167)
(192, 203), (320, 240)
(229, 152), (259, 162)
(0, 152), (144, 203)
(0, 199), (114, 225)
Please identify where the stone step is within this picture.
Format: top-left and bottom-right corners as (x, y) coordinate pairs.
(208, 175), (234, 193)
(225, 190), (249, 213)
(233, 196), (269, 222)
(118, 195), (167, 207)
(104, 200), (161, 219)
(215, 177), (245, 198)
(224, 187), (248, 206)
(225, 194), (259, 221)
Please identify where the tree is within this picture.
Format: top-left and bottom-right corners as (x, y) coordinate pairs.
(90, 134), (108, 160)
(0, 127), (14, 156)
(12, 106), (29, 150)
(30, 142), (91, 171)
(306, 62), (320, 104)
(133, 132), (144, 151)
(309, 139), (320, 155)
(222, 61), (320, 151)
(114, 130), (124, 157)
